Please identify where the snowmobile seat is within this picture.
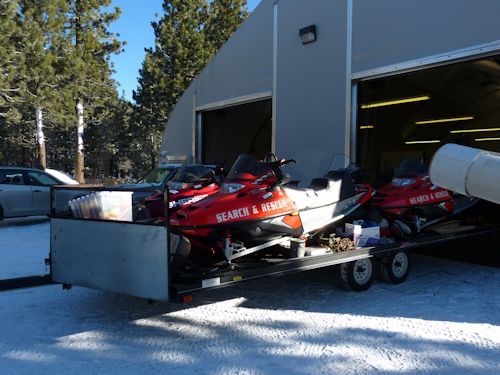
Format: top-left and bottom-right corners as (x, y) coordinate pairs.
(309, 178), (329, 190)
(283, 171), (357, 210)
(279, 173), (292, 186)
(323, 170), (356, 201)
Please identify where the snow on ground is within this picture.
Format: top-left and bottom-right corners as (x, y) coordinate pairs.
(0, 222), (499, 374)
(0, 221), (49, 278)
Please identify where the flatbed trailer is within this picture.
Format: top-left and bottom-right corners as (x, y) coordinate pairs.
(0, 219), (500, 301)
(45, 186), (500, 302)
(170, 225), (500, 298)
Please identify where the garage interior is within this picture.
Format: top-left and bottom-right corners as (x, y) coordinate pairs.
(357, 56), (500, 186)
(201, 99), (272, 166)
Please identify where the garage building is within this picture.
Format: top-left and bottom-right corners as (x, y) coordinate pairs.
(160, 0), (500, 185)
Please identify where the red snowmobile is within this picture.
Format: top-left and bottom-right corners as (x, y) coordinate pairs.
(138, 164), (223, 218)
(371, 159), (479, 238)
(169, 154), (374, 270)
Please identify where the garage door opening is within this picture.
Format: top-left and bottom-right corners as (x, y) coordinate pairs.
(357, 56), (500, 186)
(201, 99), (272, 166)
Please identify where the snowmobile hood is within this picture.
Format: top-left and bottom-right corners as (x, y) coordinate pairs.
(373, 175), (451, 209)
(170, 187), (295, 229)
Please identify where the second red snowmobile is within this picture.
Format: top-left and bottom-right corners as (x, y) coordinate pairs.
(371, 159), (480, 238)
(138, 164), (223, 218)
(169, 154), (374, 270)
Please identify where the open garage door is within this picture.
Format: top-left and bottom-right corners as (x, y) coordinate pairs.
(200, 99), (272, 166)
(357, 56), (500, 186)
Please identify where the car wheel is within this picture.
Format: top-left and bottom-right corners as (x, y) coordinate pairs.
(0, 206), (3, 221)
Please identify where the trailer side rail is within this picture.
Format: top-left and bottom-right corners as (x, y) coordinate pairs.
(0, 275), (55, 292)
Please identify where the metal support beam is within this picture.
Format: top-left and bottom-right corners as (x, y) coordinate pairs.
(0, 275), (55, 292)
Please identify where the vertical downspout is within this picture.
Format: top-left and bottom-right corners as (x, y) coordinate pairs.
(271, 1), (279, 154)
(195, 112), (203, 163)
(344, 0), (354, 166)
(350, 84), (358, 165)
(192, 92), (197, 159)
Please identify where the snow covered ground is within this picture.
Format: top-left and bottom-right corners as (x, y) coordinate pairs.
(0, 222), (499, 374)
(0, 221), (49, 279)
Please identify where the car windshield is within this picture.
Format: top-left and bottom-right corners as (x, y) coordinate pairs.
(394, 159), (428, 178)
(139, 167), (177, 184)
(226, 155), (273, 181)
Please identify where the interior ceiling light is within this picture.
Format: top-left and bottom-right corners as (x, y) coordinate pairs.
(405, 140), (441, 145)
(475, 137), (500, 142)
(360, 125), (374, 129)
(360, 95), (430, 109)
(416, 116), (474, 125)
(450, 127), (500, 134)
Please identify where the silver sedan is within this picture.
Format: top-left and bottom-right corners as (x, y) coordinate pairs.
(0, 167), (78, 220)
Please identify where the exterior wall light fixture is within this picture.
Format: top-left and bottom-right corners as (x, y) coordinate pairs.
(299, 25), (317, 45)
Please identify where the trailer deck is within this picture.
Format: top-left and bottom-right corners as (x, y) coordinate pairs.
(2, 216), (499, 299)
(171, 225), (500, 297)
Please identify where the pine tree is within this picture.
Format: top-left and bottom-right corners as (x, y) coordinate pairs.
(84, 96), (134, 180)
(59, 0), (123, 182)
(205, 0), (248, 53)
(133, 0), (248, 172)
(16, 0), (69, 169)
(0, 0), (126, 177)
(0, 0), (20, 118)
(0, 0), (23, 162)
(133, 0), (211, 171)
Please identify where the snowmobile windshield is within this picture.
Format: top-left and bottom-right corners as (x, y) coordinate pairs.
(139, 166), (178, 184)
(226, 155), (273, 181)
(394, 159), (428, 178)
(167, 165), (215, 190)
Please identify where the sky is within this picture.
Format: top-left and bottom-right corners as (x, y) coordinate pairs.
(110, 0), (262, 102)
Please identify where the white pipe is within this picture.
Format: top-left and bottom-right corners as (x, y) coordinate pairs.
(430, 143), (500, 205)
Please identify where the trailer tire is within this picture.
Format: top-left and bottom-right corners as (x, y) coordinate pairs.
(340, 258), (374, 292)
(380, 251), (410, 284)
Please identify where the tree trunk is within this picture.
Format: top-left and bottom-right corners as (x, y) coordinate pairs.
(35, 106), (46, 169)
(75, 99), (85, 183)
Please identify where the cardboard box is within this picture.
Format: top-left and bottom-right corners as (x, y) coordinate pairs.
(345, 223), (380, 247)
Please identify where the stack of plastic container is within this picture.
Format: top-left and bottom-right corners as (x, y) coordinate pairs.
(69, 191), (133, 221)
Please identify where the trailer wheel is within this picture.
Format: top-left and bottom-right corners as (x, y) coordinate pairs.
(340, 258), (374, 292)
(380, 251), (410, 284)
